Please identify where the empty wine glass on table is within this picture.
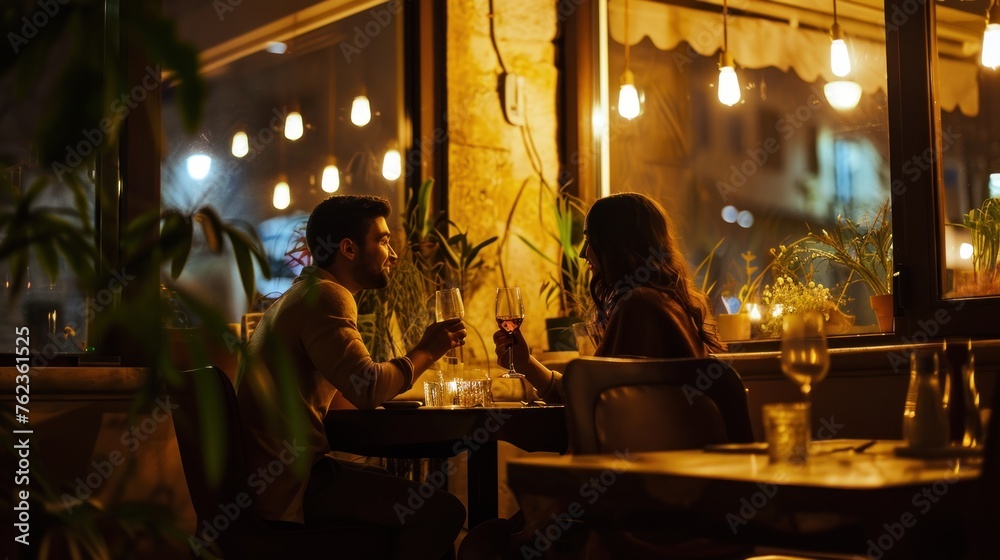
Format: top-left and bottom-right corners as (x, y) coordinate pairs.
(780, 311), (830, 403)
(436, 288), (465, 375)
(495, 287), (525, 378)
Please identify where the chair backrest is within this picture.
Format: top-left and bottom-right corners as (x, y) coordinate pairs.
(563, 356), (754, 454)
(169, 366), (249, 523)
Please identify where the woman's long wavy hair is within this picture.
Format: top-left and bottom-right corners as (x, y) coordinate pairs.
(587, 192), (725, 353)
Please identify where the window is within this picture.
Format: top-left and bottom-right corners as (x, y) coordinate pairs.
(162, 1), (407, 320)
(596, 0), (892, 340)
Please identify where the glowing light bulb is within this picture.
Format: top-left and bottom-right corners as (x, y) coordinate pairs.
(284, 112), (304, 140)
(322, 164), (340, 193)
(351, 96), (372, 127)
(618, 70), (640, 120)
(960, 242), (974, 260)
(231, 131), (249, 158)
(831, 38), (851, 77)
(983, 23), (1000, 69)
(824, 80), (863, 111)
(272, 181), (290, 209)
(717, 56), (741, 106)
(186, 154), (212, 180)
(382, 149), (401, 181)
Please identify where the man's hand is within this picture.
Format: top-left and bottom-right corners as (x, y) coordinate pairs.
(413, 318), (467, 363)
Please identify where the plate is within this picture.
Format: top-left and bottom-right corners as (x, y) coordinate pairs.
(893, 445), (983, 460)
(703, 442), (769, 454)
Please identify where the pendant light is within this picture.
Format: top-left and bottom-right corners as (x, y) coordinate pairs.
(272, 178), (290, 210)
(382, 148), (401, 181)
(830, 0), (851, 77)
(351, 95), (372, 127)
(231, 129), (249, 158)
(617, 0), (640, 119)
(717, 0), (741, 106)
(284, 110), (304, 140)
(984, 0), (1000, 69)
(322, 159), (340, 193)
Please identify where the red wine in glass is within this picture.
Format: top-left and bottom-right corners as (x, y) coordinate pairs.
(495, 287), (525, 378)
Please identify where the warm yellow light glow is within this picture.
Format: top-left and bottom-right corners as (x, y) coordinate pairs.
(746, 303), (762, 323)
(382, 149), (401, 181)
(321, 164), (340, 193)
(617, 70), (640, 119)
(272, 181), (290, 209)
(717, 64), (741, 106)
(960, 242), (974, 260)
(984, 23), (1000, 69)
(831, 38), (851, 77)
(824, 80), (863, 111)
(231, 131), (249, 158)
(284, 112), (304, 140)
(351, 96), (372, 127)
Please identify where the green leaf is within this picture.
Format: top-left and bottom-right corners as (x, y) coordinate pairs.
(170, 220), (193, 279)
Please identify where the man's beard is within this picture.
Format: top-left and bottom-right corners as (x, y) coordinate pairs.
(358, 253), (391, 289)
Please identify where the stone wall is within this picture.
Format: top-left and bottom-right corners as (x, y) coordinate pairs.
(446, 0), (562, 368)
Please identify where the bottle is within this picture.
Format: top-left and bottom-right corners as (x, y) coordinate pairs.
(907, 352), (950, 449)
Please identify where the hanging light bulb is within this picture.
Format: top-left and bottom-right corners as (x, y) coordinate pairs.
(617, 0), (641, 119)
(824, 80), (863, 111)
(983, 1), (1000, 69)
(272, 179), (290, 209)
(382, 149), (402, 181)
(284, 111), (304, 140)
(717, 0), (741, 106)
(321, 160), (340, 193)
(351, 96), (372, 127)
(718, 53), (741, 106)
(830, 0), (851, 78)
(830, 26), (851, 77)
(231, 130), (249, 158)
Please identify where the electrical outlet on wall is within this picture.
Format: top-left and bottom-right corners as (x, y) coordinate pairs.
(499, 72), (525, 126)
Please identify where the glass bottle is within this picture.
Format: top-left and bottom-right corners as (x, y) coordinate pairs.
(906, 352), (949, 449)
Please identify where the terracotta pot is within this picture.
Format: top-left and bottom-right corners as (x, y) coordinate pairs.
(870, 294), (894, 332)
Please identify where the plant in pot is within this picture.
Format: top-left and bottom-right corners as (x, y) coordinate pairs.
(951, 197), (1000, 296)
(775, 199), (893, 332)
(516, 188), (593, 352)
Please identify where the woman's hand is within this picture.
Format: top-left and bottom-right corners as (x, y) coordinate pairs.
(493, 327), (530, 373)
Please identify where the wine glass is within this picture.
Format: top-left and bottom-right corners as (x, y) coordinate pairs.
(436, 288), (465, 371)
(780, 311), (830, 403)
(495, 287), (525, 378)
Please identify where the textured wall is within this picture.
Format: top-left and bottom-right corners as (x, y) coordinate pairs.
(446, 0), (562, 368)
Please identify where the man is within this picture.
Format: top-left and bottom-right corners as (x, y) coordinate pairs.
(237, 195), (466, 559)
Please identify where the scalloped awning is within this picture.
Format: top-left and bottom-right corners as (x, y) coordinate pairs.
(609, 0), (980, 116)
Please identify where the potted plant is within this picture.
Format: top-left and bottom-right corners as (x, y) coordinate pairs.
(952, 197), (1000, 296)
(774, 199), (893, 332)
(516, 187), (593, 351)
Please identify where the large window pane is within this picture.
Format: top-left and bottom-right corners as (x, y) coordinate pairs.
(936, 1), (1000, 299)
(601, 0), (892, 339)
(162, 1), (405, 321)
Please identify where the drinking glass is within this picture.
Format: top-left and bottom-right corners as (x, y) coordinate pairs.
(780, 311), (830, 403)
(436, 288), (465, 364)
(495, 287), (525, 378)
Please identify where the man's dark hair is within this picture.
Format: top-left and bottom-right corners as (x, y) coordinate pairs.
(306, 195), (392, 268)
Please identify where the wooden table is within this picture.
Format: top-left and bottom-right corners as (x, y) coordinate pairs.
(507, 440), (982, 558)
(325, 405), (567, 527)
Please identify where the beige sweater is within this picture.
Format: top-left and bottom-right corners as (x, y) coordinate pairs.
(236, 266), (412, 522)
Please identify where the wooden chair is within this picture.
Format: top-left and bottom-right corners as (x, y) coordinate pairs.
(169, 366), (390, 558)
(557, 357), (756, 559)
(563, 356), (755, 454)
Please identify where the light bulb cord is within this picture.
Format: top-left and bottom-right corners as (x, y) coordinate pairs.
(833, 0), (838, 25)
(723, 0), (729, 53)
(624, 0), (630, 71)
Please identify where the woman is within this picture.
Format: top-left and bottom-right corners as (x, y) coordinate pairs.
(493, 192), (724, 403)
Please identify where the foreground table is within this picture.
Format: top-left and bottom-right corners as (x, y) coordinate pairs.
(326, 405), (567, 527)
(507, 441), (981, 558)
